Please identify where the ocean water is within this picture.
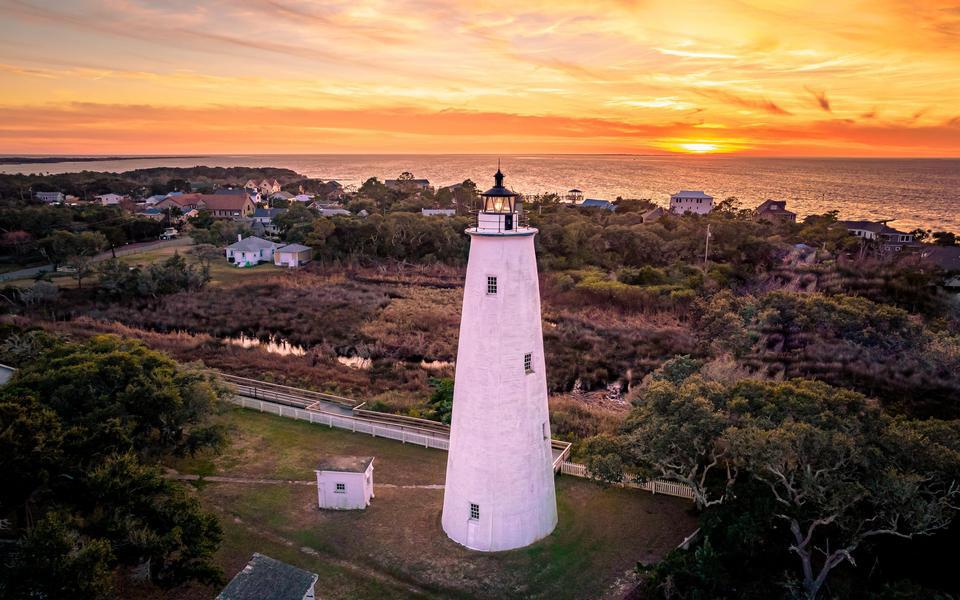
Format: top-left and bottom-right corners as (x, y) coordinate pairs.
(3, 154), (959, 232)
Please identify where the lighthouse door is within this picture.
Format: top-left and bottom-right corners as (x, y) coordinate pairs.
(466, 518), (479, 548)
(504, 214), (513, 231)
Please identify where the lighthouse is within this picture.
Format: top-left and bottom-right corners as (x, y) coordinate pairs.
(441, 166), (558, 552)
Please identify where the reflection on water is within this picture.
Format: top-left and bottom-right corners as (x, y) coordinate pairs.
(337, 355), (372, 369)
(420, 359), (454, 370)
(224, 334), (306, 356)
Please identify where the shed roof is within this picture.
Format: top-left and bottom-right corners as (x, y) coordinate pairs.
(217, 553), (317, 600)
(278, 243), (311, 253)
(580, 198), (616, 210)
(316, 456), (374, 473)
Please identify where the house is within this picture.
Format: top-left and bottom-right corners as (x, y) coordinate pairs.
(385, 178), (432, 192)
(143, 194), (167, 205)
(270, 191), (294, 202)
(217, 553), (317, 600)
(641, 206), (665, 223)
(96, 193), (124, 206)
(565, 189), (584, 203)
(225, 235), (279, 267)
(422, 208), (457, 217)
(158, 193), (256, 219)
(274, 243), (312, 268)
(755, 199), (797, 223)
(841, 220), (915, 252)
(258, 179), (282, 195)
(138, 207), (164, 220)
(315, 456), (374, 510)
(317, 207), (351, 217)
(579, 198), (616, 211)
(244, 179), (258, 190)
(292, 194), (313, 203)
(670, 190), (713, 215)
(35, 191), (64, 203)
(252, 207), (285, 236)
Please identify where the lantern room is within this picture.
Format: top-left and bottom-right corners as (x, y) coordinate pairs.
(473, 166), (528, 234)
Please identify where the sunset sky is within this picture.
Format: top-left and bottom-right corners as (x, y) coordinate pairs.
(1, 0), (959, 156)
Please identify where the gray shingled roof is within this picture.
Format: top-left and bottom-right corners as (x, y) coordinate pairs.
(217, 553), (317, 600)
(226, 236), (278, 252)
(278, 243), (311, 253)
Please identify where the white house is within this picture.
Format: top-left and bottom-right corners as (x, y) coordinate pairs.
(35, 191), (64, 203)
(315, 456), (374, 510)
(274, 243), (312, 268)
(442, 168), (557, 552)
(670, 190), (713, 215)
(96, 193), (124, 206)
(217, 553), (317, 600)
(292, 194), (314, 203)
(225, 235), (279, 267)
(421, 208), (457, 217)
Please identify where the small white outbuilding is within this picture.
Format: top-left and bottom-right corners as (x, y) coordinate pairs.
(315, 456), (374, 510)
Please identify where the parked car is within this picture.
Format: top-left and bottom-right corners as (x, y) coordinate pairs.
(160, 228), (179, 240)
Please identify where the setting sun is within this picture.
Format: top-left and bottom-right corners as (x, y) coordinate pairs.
(679, 143), (719, 154)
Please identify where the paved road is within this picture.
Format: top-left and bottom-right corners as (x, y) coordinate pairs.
(0, 237), (193, 282)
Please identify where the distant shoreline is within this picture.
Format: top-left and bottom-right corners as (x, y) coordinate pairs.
(0, 156), (201, 165)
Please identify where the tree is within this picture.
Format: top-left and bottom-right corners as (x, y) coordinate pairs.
(426, 377), (454, 424)
(621, 377), (736, 509)
(0, 334), (227, 596)
(931, 231), (957, 246)
(626, 377), (960, 599)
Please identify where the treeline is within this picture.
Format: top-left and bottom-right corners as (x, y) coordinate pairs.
(0, 165), (303, 200)
(0, 204), (164, 269)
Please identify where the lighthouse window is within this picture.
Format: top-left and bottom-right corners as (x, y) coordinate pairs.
(486, 276), (498, 295)
(524, 353), (533, 374)
(335, 483), (345, 493)
(469, 503), (480, 520)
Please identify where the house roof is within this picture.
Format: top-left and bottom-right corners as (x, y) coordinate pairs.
(920, 245), (960, 272)
(671, 190), (712, 199)
(756, 199), (790, 211)
(278, 243), (311, 253)
(581, 198), (616, 210)
(319, 208), (351, 216)
(568, 188), (583, 193)
(840, 220), (908, 236)
(196, 194), (253, 211)
(253, 207), (285, 218)
(140, 208), (162, 215)
(270, 191), (293, 200)
(217, 553), (317, 600)
(226, 236), (277, 252)
(642, 206), (664, 218)
(316, 456), (374, 473)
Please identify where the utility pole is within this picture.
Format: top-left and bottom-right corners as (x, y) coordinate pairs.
(703, 224), (712, 274)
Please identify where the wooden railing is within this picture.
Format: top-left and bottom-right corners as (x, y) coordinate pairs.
(560, 461), (695, 501)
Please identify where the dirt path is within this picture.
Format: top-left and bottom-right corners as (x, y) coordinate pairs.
(166, 472), (444, 490)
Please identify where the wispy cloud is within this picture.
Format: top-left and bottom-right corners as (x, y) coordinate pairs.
(805, 86), (831, 112)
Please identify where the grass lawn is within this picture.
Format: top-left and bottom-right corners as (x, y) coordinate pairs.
(165, 407), (697, 599)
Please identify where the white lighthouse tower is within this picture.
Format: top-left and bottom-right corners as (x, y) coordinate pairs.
(441, 166), (558, 552)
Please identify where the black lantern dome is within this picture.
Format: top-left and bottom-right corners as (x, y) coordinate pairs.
(480, 165), (520, 213)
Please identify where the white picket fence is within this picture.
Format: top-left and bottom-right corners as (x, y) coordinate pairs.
(560, 461), (696, 501)
(229, 395), (450, 450)
(229, 395), (695, 501)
